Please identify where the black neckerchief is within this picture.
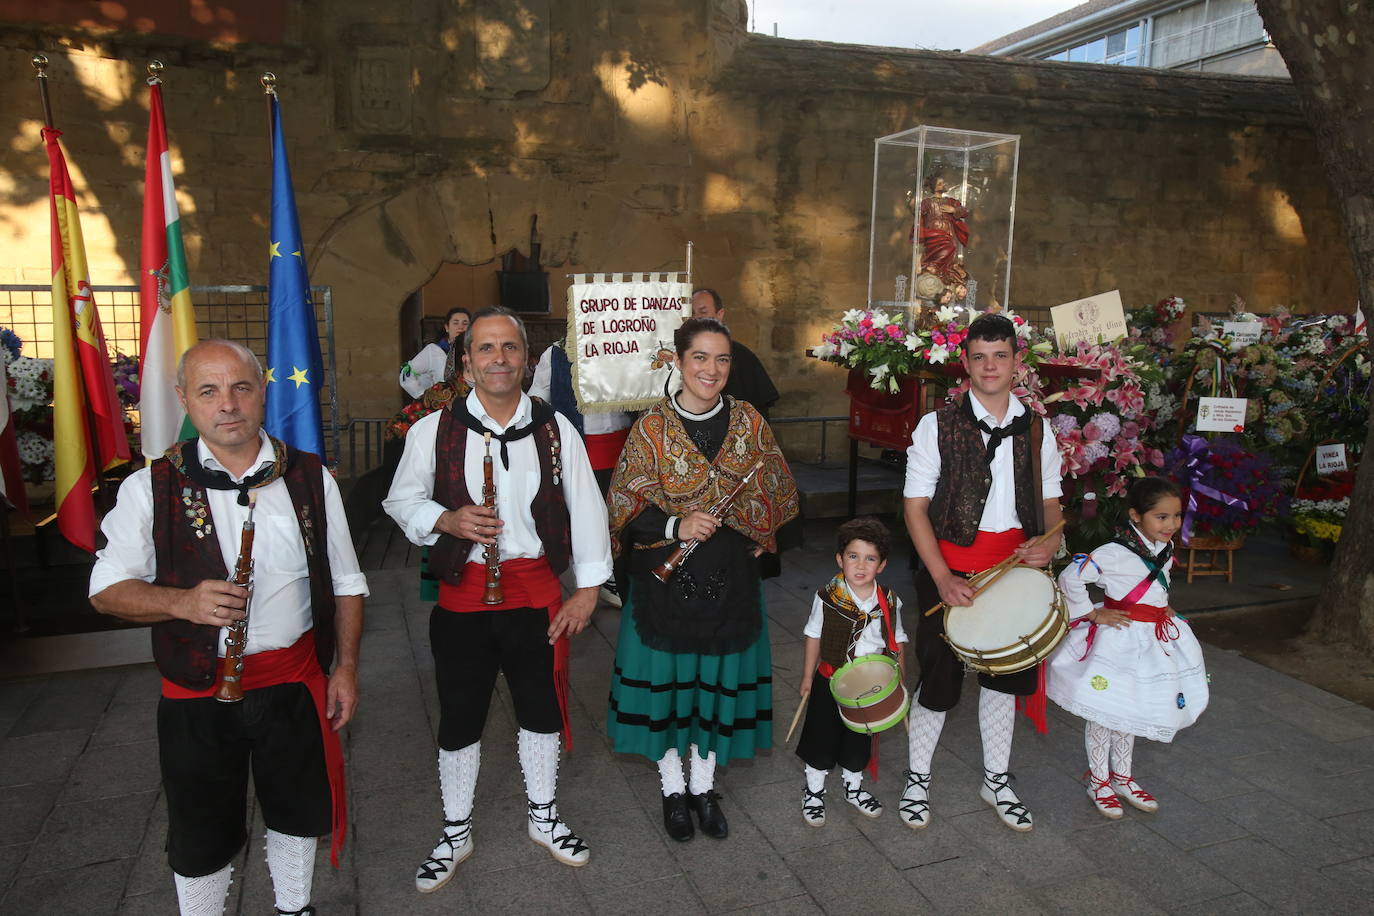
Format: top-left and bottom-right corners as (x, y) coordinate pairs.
(1111, 524), (1173, 592)
(962, 393), (1033, 465)
(449, 394), (555, 469)
(171, 436), (288, 505)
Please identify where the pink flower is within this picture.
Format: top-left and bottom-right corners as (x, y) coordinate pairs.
(859, 316), (873, 329)
(886, 324), (903, 339)
(864, 330), (876, 343)
(932, 331), (946, 345)
(1083, 424), (1102, 442)
(1121, 421), (1140, 440)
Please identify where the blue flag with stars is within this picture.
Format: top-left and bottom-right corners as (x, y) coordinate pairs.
(263, 94), (325, 459)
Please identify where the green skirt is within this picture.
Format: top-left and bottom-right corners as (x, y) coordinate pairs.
(607, 585), (773, 764)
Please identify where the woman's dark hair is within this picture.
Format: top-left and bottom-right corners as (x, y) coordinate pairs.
(673, 317), (731, 358)
(835, 516), (891, 562)
(437, 307), (471, 342)
(1127, 476), (1182, 515)
(965, 313), (1017, 347)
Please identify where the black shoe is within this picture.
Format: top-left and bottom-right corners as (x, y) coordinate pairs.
(661, 792), (694, 842)
(690, 791), (729, 839)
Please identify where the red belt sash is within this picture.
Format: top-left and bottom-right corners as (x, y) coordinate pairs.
(937, 529), (1046, 735)
(160, 631), (347, 867)
(437, 558), (574, 750)
(1105, 597), (1180, 645)
(938, 528), (1024, 573)
(585, 426), (631, 472)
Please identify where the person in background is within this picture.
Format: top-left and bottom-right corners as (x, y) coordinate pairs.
(400, 307), (470, 400)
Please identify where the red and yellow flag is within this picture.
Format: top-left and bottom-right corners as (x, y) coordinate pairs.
(44, 126), (129, 552)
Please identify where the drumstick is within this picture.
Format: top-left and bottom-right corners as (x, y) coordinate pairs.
(922, 519), (1067, 617)
(785, 690), (811, 743)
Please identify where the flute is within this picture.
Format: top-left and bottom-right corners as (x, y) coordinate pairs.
(215, 492), (256, 703)
(652, 459), (765, 584)
(481, 432), (504, 605)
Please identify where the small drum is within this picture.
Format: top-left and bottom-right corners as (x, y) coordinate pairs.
(943, 566), (1068, 675)
(830, 654), (910, 734)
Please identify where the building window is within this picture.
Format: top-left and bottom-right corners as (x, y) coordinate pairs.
(1150, 0), (1265, 69)
(1043, 23), (1141, 66)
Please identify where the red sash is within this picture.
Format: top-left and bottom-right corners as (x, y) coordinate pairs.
(437, 558), (574, 750)
(1105, 597), (1180, 646)
(161, 631), (347, 868)
(585, 426), (631, 472)
(938, 528), (1024, 573)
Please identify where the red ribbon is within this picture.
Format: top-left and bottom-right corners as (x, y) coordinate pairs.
(162, 631), (348, 868)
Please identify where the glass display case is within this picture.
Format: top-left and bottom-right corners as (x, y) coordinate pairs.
(867, 125), (1020, 319)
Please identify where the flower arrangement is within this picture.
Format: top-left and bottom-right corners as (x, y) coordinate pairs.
(6, 355), (54, 413)
(1289, 497), (1347, 545)
(386, 379), (465, 440)
(813, 305), (1047, 393)
(1163, 435), (1286, 543)
(0, 326), (20, 365)
(112, 353), (140, 410)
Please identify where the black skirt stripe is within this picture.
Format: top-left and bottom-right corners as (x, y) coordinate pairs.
(611, 666), (772, 697)
(608, 695), (774, 735)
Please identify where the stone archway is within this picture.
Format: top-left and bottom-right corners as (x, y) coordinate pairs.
(311, 168), (691, 424)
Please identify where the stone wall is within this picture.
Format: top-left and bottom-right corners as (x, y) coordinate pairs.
(0, 0), (1355, 450)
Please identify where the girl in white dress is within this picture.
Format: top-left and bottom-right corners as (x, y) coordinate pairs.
(1048, 477), (1209, 819)
(400, 308), (470, 399)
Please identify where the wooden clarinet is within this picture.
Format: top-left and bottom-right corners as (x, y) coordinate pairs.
(481, 432), (504, 605)
(652, 459), (765, 584)
(215, 492), (256, 703)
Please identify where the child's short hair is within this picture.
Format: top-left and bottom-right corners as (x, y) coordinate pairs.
(1127, 476), (1182, 515)
(835, 516), (891, 561)
(965, 313), (1017, 348)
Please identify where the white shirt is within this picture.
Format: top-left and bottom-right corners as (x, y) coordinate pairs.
(1057, 525), (1172, 619)
(529, 345), (633, 436)
(903, 396), (1063, 532)
(804, 579), (909, 658)
(400, 341), (450, 399)
(89, 432), (369, 657)
(383, 391), (613, 589)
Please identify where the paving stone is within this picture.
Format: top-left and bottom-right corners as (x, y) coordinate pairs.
(0, 780), (59, 845)
(0, 677), (42, 725)
(1211, 790), (1367, 868)
(732, 774), (863, 853)
(786, 834), (931, 912)
(1142, 744), (1256, 802)
(0, 841), (27, 896)
(1, 857), (130, 915)
(121, 790), (169, 899)
(1192, 836), (1370, 914)
(901, 853), (1042, 914)
(722, 892), (825, 914)
(1324, 808), (1374, 854)
(1063, 818), (1238, 909)
(88, 695), (157, 748)
(1255, 690), (1374, 743)
(1166, 891), (1277, 914)
(8, 668), (120, 736)
(21, 790), (156, 878)
(573, 805), (685, 897)
(464, 858), (593, 914)
(669, 809), (805, 911)
(108, 664), (163, 708)
(1226, 752), (1374, 820)
(58, 738), (160, 804)
(945, 807), (1099, 889)
(1039, 873), (1169, 914)
(1128, 776), (1250, 851)
(0, 728), (88, 788)
(588, 873), (706, 915)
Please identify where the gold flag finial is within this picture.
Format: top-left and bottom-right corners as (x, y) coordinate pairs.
(260, 71), (277, 95)
(147, 59), (164, 84)
(32, 53), (49, 77)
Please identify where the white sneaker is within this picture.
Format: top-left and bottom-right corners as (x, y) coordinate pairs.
(528, 800), (590, 866)
(414, 818), (472, 893)
(801, 787), (826, 827)
(844, 785), (883, 818)
(980, 771), (1033, 832)
(898, 770), (931, 830)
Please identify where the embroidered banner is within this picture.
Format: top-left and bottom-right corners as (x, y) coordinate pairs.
(566, 273), (691, 412)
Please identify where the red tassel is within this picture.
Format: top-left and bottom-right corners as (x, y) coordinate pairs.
(549, 607), (573, 753)
(866, 734), (880, 782)
(1016, 664), (1049, 735)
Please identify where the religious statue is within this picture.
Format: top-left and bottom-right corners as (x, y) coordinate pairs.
(910, 173), (971, 305)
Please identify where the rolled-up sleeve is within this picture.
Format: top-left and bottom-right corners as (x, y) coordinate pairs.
(557, 414), (613, 589)
(89, 469), (157, 596)
(383, 411), (448, 546)
(1040, 416), (1064, 500)
(323, 470), (369, 596)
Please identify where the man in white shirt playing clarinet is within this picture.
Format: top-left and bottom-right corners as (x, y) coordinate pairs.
(384, 306), (613, 893)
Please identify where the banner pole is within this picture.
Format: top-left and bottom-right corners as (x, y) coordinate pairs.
(685, 240), (693, 289)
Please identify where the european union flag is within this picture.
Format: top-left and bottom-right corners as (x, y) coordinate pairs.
(263, 94), (325, 459)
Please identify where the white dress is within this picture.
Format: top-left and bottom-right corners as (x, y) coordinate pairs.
(1046, 530), (1209, 742)
(399, 341), (450, 399)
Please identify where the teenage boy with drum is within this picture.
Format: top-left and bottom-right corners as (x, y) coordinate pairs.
(795, 517), (909, 826)
(899, 313), (1063, 832)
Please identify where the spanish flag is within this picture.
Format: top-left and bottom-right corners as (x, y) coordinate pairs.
(44, 126), (129, 553)
(139, 79), (198, 459)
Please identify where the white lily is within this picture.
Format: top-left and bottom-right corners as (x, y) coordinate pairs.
(904, 333), (922, 352)
(936, 305), (958, 323)
(838, 340), (854, 359)
(814, 339), (836, 359)
(928, 343), (950, 364)
(841, 309), (865, 325)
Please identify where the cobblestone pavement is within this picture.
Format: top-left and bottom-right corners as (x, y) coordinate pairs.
(2, 527), (1371, 914)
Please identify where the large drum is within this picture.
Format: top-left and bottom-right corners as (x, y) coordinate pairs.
(830, 654), (909, 734)
(943, 566), (1068, 675)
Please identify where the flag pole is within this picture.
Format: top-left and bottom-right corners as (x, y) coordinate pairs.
(34, 52), (115, 515)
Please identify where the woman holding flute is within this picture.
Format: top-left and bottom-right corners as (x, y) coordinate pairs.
(900, 313), (1063, 834)
(606, 317), (798, 843)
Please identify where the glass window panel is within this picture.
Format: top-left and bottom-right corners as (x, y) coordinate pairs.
(1084, 37), (1107, 62)
(1119, 51), (1138, 67)
(1126, 24), (1141, 50)
(1106, 30), (1126, 57)
(1068, 45), (1086, 62)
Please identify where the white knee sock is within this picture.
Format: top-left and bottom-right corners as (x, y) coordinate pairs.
(519, 729), (561, 806)
(687, 744), (716, 794)
(439, 743), (480, 822)
(906, 704), (946, 773)
(264, 829), (315, 914)
(657, 747), (687, 796)
(804, 765), (828, 793)
(978, 688), (1016, 774)
(1085, 721), (1112, 784)
(840, 768), (863, 791)
(1110, 729), (1135, 778)
(173, 863), (232, 916)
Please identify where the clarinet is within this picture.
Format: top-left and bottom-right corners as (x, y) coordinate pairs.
(215, 492), (256, 703)
(652, 459), (765, 584)
(481, 432), (504, 605)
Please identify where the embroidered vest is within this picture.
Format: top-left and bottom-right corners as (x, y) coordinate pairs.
(429, 401), (571, 582)
(927, 397), (1043, 547)
(148, 445), (337, 690)
(816, 586), (899, 669)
